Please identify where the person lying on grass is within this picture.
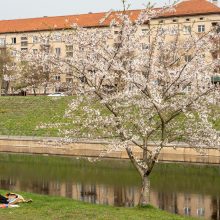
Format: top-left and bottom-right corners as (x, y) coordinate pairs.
(0, 192), (32, 207)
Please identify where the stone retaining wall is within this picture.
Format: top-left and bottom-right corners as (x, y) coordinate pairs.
(0, 136), (220, 164)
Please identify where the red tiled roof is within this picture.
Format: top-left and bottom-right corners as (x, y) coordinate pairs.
(0, 13), (107, 34)
(161, 0), (220, 18)
(0, 0), (219, 34)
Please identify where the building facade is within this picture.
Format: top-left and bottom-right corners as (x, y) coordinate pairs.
(0, 0), (219, 95)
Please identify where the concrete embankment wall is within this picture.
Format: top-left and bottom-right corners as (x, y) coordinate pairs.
(0, 136), (220, 164)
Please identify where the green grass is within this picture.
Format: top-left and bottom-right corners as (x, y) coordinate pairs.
(0, 96), (114, 138)
(0, 96), (72, 137)
(0, 190), (198, 220)
(0, 96), (219, 138)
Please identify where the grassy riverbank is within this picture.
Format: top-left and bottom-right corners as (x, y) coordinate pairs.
(0, 190), (197, 220)
(0, 96), (71, 137)
(0, 96), (219, 137)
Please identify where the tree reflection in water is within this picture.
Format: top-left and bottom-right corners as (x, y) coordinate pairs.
(0, 154), (220, 220)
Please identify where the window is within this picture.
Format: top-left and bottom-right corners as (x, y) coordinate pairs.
(55, 75), (61, 81)
(11, 50), (17, 56)
(198, 25), (205, 33)
(142, 28), (148, 33)
(43, 65), (49, 72)
(185, 55), (192, 62)
(141, 43), (149, 50)
(183, 26), (191, 34)
(173, 19), (178, 22)
(40, 44), (50, 53)
(79, 76), (87, 83)
(54, 33), (62, 42)
(159, 27), (166, 34)
(21, 48), (28, 52)
(170, 27), (178, 35)
(21, 42), (28, 47)
(11, 37), (16, 44)
(197, 208), (205, 217)
(159, 20), (164, 24)
(79, 46), (84, 51)
(66, 52), (73, 57)
(114, 31), (119, 35)
(42, 37), (50, 45)
(21, 36), (28, 47)
(21, 37), (27, 41)
(213, 0), (218, 5)
(0, 49), (5, 55)
(66, 78), (73, 83)
(55, 48), (61, 57)
(114, 42), (122, 49)
(66, 45), (73, 57)
(184, 207), (191, 216)
(200, 17), (204, 20)
(0, 38), (5, 46)
(186, 18), (190, 22)
(212, 22), (220, 33)
(33, 49), (38, 54)
(142, 28), (149, 35)
(66, 45), (73, 51)
(33, 36), (38, 43)
(65, 67), (72, 75)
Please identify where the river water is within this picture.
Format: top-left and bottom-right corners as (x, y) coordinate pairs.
(0, 153), (219, 220)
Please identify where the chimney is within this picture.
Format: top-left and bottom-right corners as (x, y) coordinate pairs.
(212, 0), (218, 6)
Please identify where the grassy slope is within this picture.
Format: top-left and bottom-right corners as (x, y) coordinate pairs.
(0, 96), (219, 138)
(0, 191), (198, 220)
(0, 96), (72, 137)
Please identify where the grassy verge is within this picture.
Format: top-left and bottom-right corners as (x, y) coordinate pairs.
(0, 96), (219, 138)
(0, 96), (72, 137)
(0, 190), (198, 220)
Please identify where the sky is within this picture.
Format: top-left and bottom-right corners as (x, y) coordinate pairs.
(0, 0), (169, 20)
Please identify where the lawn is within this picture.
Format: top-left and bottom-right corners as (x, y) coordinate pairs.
(0, 190), (198, 220)
(0, 96), (72, 137)
(0, 96), (219, 138)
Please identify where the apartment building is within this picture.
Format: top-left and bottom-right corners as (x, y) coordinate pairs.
(0, 0), (219, 94)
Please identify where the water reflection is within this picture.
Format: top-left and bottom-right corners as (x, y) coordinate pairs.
(0, 154), (220, 220)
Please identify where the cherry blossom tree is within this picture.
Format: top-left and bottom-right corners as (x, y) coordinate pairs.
(27, 2), (220, 205)
(12, 33), (64, 96)
(20, 55), (51, 95)
(0, 49), (16, 95)
(19, 48), (61, 95)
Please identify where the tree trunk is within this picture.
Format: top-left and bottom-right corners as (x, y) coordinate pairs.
(0, 77), (2, 96)
(4, 81), (9, 96)
(139, 174), (150, 206)
(125, 147), (152, 206)
(33, 88), (37, 96)
(44, 84), (47, 95)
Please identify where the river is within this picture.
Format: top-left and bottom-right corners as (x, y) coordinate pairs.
(0, 153), (219, 219)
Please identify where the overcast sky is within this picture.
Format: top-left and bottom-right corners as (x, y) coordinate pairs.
(0, 0), (170, 20)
